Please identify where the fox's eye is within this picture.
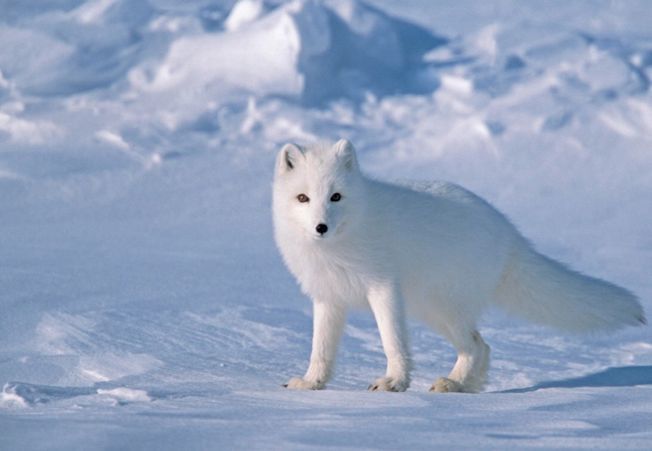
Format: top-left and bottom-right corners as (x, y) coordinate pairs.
(330, 193), (342, 202)
(297, 194), (310, 203)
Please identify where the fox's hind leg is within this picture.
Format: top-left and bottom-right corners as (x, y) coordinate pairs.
(430, 326), (490, 393)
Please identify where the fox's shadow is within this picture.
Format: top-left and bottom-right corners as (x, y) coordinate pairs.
(500, 365), (652, 393)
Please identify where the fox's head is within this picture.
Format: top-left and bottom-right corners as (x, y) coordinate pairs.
(273, 139), (364, 243)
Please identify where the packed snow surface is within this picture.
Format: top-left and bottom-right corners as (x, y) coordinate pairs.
(1, 0), (652, 449)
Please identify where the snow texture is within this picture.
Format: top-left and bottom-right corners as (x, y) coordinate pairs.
(1, 0), (652, 449)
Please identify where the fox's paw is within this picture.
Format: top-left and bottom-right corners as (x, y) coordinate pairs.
(283, 377), (324, 390)
(429, 377), (464, 393)
(368, 376), (409, 392)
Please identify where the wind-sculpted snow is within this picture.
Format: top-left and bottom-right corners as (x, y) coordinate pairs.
(132, 0), (446, 107)
(1, 0), (652, 449)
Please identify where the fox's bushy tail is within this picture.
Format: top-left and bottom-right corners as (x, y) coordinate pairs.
(495, 246), (646, 332)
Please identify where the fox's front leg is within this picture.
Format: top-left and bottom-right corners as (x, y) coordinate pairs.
(285, 300), (346, 390)
(367, 284), (411, 392)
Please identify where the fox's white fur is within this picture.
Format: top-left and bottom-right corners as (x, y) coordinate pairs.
(272, 139), (645, 393)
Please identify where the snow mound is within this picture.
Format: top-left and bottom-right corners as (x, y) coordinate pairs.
(0, 0), (151, 96)
(131, 0), (445, 105)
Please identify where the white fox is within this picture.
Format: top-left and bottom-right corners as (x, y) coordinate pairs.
(272, 139), (645, 393)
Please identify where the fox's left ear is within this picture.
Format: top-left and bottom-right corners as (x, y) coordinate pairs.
(333, 139), (358, 171)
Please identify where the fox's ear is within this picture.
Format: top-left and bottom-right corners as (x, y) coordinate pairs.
(277, 143), (304, 174)
(333, 139), (358, 171)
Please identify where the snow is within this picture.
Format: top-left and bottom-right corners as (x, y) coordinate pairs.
(224, 0), (270, 31)
(1, 0), (651, 449)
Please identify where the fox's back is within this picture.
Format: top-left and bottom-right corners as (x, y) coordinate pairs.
(362, 178), (520, 309)
(366, 178), (518, 250)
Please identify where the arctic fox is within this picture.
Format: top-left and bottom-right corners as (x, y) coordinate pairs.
(272, 139), (645, 393)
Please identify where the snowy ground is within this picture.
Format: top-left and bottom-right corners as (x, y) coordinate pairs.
(1, 0), (652, 449)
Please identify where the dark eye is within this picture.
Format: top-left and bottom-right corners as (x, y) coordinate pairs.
(297, 194), (310, 203)
(330, 193), (342, 202)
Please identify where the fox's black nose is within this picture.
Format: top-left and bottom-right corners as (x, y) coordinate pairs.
(316, 223), (328, 235)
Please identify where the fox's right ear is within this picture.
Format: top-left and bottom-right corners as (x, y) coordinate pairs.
(277, 143), (304, 174)
(333, 139), (358, 171)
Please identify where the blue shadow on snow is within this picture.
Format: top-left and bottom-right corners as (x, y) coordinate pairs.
(500, 365), (652, 393)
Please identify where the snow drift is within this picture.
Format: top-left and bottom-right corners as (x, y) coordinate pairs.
(132, 0), (446, 105)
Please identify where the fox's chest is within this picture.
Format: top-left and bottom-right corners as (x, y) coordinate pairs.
(285, 244), (373, 307)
